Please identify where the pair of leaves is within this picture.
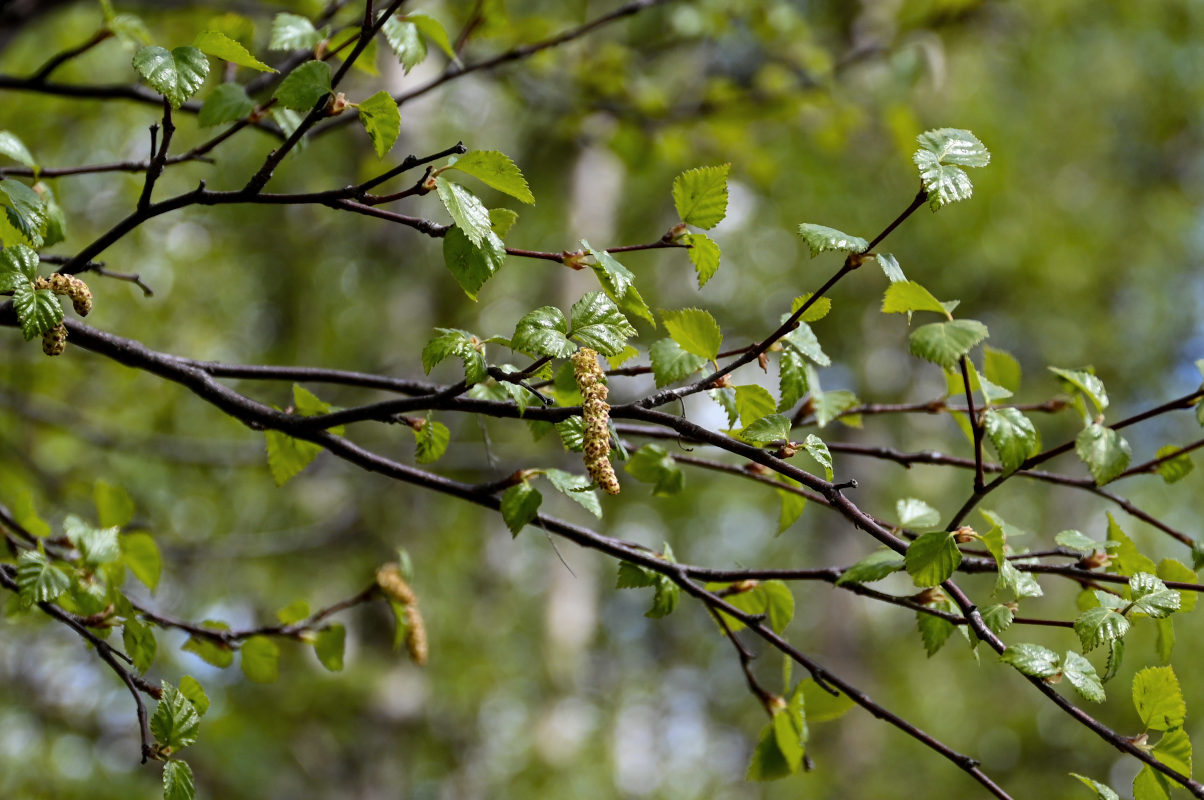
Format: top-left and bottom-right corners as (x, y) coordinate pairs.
(1074, 573), (1180, 653)
(1000, 644), (1105, 703)
(510, 293), (636, 359)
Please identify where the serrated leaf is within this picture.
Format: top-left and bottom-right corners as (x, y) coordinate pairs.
(1133, 666), (1185, 731)
(1070, 773), (1120, 800)
(489, 208), (518, 236)
(796, 223), (867, 257)
(512, 306), (573, 358)
(712, 580), (795, 634)
(442, 225), (506, 299)
(0, 131), (35, 170)
(122, 618), (156, 674)
(710, 386), (738, 427)
(1050, 367), (1109, 413)
(178, 676), (208, 716)
(163, 760), (195, 800)
(896, 498), (940, 529)
(413, 418), (450, 464)
(63, 515), (121, 566)
(741, 414), (790, 445)
(801, 434), (833, 480)
(1055, 529), (1116, 553)
(357, 90), (400, 158)
(1074, 606), (1130, 652)
(917, 605), (956, 656)
(813, 389), (859, 427)
(132, 46), (210, 109)
(1000, 642), (1060, 677)
(16, 550), (71, 604)
(501, 481), (541, 535)
(152, 682), (201, 751)
(12, 284), (62, 340)
(381, 18), (426, 72)
(905, 531), (961, 587)
(649, 338), (704, 387)
(624, 444), (684, 496)
(406, 13), (457, 61)
(746, 720), (793, 781)
(875, 252), (906, 282)
(269, 13), (322, 51)
(772, 688), (806, 773)
(326, 27), (379, 76)
(616, 561), (655, 589)
(542, 469), (602, 518)
(313, 624), (345, 671)
(781, 320), (829, 367)
(882, 280), (947, 315)
(909, 319), (989, 370)
(197, 84), (255, 127)
(122, 532), (161, 590)
(1076, 423), (1131, 484)
(661, 307), (721, 361)
(913, 129), (990, 211)
(556, 416), (585, 451)
(1152, 727), (1192, 777)
(983, 347), (1022, 393)
(980, 603), (1014, 634)
(1157, 559), (1198, 613)
(583, 241), (653, 326)
(778, 348), (808, 412)
(1129, 573), (1181, 619)
(791, 293), (832, 322)
(0, 179), (47, 246)
(1153, 445), (1193, 484)
(569, 292), (636, 357)
(733, 384), (777, 429)
(448, 151), (533, 204)
(421, 328), (487, 383)
(686, 232), (720, 287)
(915, 153), (973, 210)
(265, 430), (320, 485)
(984, 407), (1039, 474)
(836, 549), (905, 585)
(646, 565), (679, 619)
(240, 636), (280, 683)
(672, 164), (729, 229)
(0, 243), (37, 292)
(273, 59), (331, 110)
(916, 128), (990, 167)
(1133, 767), (1171, 800)
(194, 30), (274, 72)
(1063, 650), (1106, 702)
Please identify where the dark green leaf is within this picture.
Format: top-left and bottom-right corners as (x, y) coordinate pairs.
(441, 225), (506, 299)
(16, 549), (71, 604)
(741, 413), (790, 445)
(199, 85), (254, 129)
(812, 389), (859, 427)
(181, 623), (234, 668)
(273, 59), (331, 110)
(914, 129), (989, 210)
(501, 481), (541, 535)
(624, 444), (684, 496)
(583, 241), (653, 325)
(123, 618), (156, 673)
(357, 90), (401, 158)
(908, 319), (989, 370)
(916, 128), (991, 167)
(152, 682), (201, 751)
(1063, 651), (1105, 703)
(1075, 423), (1131, 484)
(542, 469), (602, 518)
(916, 605), (956, 656)
(1000, 642), (1060, 677)
(778, 348), (808, 411)
(448, 151), (533, 204)
(12, 283), (62, 340)
(0, 179), (47, 246)
(512, 306), (574, 358)
(836, 549), (905, 585)
(746, 721), (792, 781)
(616, 562), (655, 589)
(980, 603), (1014, 634)
(0, 243), (37, 291)
(905, 531), (962, 587)
(801, 434), (833, 480)
(420, 328), (487, 383)
(1128, 573), (1180, 618)
(796, 223), (867, 257)
(569, 292), (636, 357)
(672, 164), (729, 229)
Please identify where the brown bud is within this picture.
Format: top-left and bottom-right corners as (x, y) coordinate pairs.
(953, 526), (977, 544)
(1077, 550), (1113, 570)
(328, 92), (349, 115)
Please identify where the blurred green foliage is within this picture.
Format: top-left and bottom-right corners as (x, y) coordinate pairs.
(1, 1), (1202, 798)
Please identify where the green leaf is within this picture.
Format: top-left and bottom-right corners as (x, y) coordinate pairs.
(801, 434), (833, 480)
(1157, 559), (1198, 613)
(64, 515), (121, 566)
(0, 131), (36, 170)
(132, 46), (210, 109)
(799, 678), (855, 722)
(0, 243), (37, 292)
(16, 549), (71, 604)
(0, 179), (47, 246)
(1063, 651), (1106, 703)
(421, 328), (487, 383)
(406, 13), (458, 62)
(489, 208), (518, 236)
(269, 13), (323, 51)
(908, 319), (989, 370)
(512, 306), (573, 358)
(661, 307), (722, 361)
(1000, 642), (1060, 677)
(181, 623), (234, 668)
(1152, 727), (1192, 777)
(194, 30), (274, 72)
(781, 320), (829, 367)
(981, 603), (1015, 634)
(796, 223), (867, 257)
(152, 682), (201, 751)
(875, 252), (906, 282)
(772, 687), (806, 773)
(1133, 767), (1171, 800)
(746, 720), (793, 781)
(178, 676), (208, 716)
(649, 338), (705, 387)
(791, 292), (832, 322)
(778, 349), (808, 412)
(583, 241), (654, 326)
(326, 28), (379, 76)
(777, 488), (806, 534)
(1133, 666), (1185, 731)
(413, 417), (450, 464)
(712, 580), (795, 634)
(812, 389), (859, 427)
(1107, 513), (1158, 576)
(882, 280), (947, 315)
(122, 532), (161, 590)
(672, 164), (729, 229)
(983, 346), (1022, 393)
(1074, 606), (1130, 653)
(916, 128), (991, 167)
(896, 498), (940, 529)
(273, 59), (331, 110)
(162, 760), (195, 800)
(1129, 573), (1181, 619)
(448, 151), (533, 204)
(569, 292), (636, 357)
(357, 90), (400, 158)
(984, 408), (1039, 473)
(733, 384), (777, 428)
(276, 599), (310, 625)
(616, 562), (655, 589)
(645, 553), (680, 618)
(313, 624), (345, 671)
(556, 416), (585, 452)
(836, 549), (905, 585)
(265, 386), (336, 484)
(94, 480), (134, 529)
(1153, 445), (1193, 484)
(381, 18), (426, 73)
(742, 413), (791, 445)
(686, 232), (721, 287)
(905, 531), (962, 587)
(624, 444), (684, 496)
(916, 604), (956, 656)
(913, 129), (989, 210)
(1075, 423), (1131, 484)
(240, 636), (280, 683)
(542, 469), (602, 518)
(1070, 773), (1120, 800)
(501, 481), (541, 535)
(441, 225), (506, 299)
(1050, 367), (1109, 413)
(123, 618), (157, 673)
(11, 284), (62, 340)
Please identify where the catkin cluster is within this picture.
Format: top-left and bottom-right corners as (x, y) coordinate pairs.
(375, 564), (428, 666)
(36, 273), (92, 317)
(41, 324), (67, 356)
(571, 347), (620, 495)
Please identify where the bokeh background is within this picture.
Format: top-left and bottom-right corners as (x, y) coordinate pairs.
(2, 1), (1203, 798)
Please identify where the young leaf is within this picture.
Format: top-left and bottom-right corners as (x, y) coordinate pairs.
(313, 624), (346, 671)
(542, 469), (602, 518)
(0, 131), (36, 170)
(1153, 445), (1193, 484)
(178, 676), (209, 716)
(896, 498), (940, 529)
(984, 408), (1039, 473)
(11, 284), (62, 340)
(512, 306), (574, 358)
(198, 83), (255, 127)
(325, 28), (379, 76)
(905, 531), (962, 587)
(122, 532), (162, 590)
(983, 346), (1022, 393)
(732, 384), (777, 429)
(908, 319), (989, 370)
(1128, 573), (1181, 619)
(16, 549), (71, 605)
(132, 46), (210, 109)
(781, 321), (829, 366)
(686, 232), (721, 287)
(1132, 666), (1185, 731)
(194, 31), (274, 72)
(407, 13), (458, 62)
(413, 418), (450, 464)
(916, 605), (956, 656)
(381, 18), (426, 72)
(661, 307), (722, 361)
(270, 13), (323, 51)
(672, 164), (729, 229)
(777, 488), (806, 534)
(1049, 367), (1109, 413)
(882, 281), (947, 315)
(1075, 423), (1131, 484)
(441, 226), (506, 299)
(778, 348), (808, 411)
(240, 636), (280, 683)
(624, 445), (684, 496)
(501, 481), (541, 535)
(64, 515), (121, 566)
(447, 151), (534, 204)
(421, 328), (486, 382)
(875, 252), (906, 282)
(489, 208), (518, 236)
(1152, 727), (1192, 777)
(649, 338), (705, 387)
(181, 623), (234, 669)
(796, 223), (868, 257)
(980, 603), (1015, 634)
(93, 480), (134, 529)
(916, 128), (991, 167)
(836, 549), (905, 585)
(746, 720), (793, 781)
(791, 293), (832, 322)
(1061, 651), (1106, 703)
(273, 60), (332, 110)
(1157, 559), (1198, 613)
(741, 414), (791, 445)
(0, 179), (48, 246)
(1074, 606), (1130, 653)
(357, 90), (401, 158)
(162, 760), (195, 800)
(151, 682), (201, 751)
(1069, 774), (1120, 800)
(569, 292), (636, 357)
(914, 129), (990, 210)
(812, 389), (860, 427)
(583, 241), (654, 326)
(801, 434), (833, 480)
(0, 243), (38, 291)
(1000, 643), (1060, 677)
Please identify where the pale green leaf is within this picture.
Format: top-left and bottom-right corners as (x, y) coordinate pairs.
(661, 307), (722, 361)
(649, 338), (705, 387)
(269, 13), (323, 51)
(151, 682), (201, 750)
(733, 384), (777, 428)
(896, 497), (940, 529)
(875, 252), (906, 282)
(624, 445), (684, 496)
(0, 131), (36, 169)
(742, 413), (791, 445)
(178, 675), (209, 716)
(905, 531), (962, 587)
(542, 469), (602, 518)
(381, 18), (426, 72)
(908, 319), (989, 370)
(1050, 367), (1109, 413)
(791, 292), (832, 322)
(672, 164), (729, 229)
(240, 636), (280, 683)
(1152, 727), (1192, 778)
(413, 418), (450, 464)
(448, 150), (533, 204)
(801, 434), (833, 480)
(122, 532), (161, 590)
(983, 346), (1022, 393)
(984, 407), (1039, 473)
(357, 90), (401, 158)
(16, 550), (71, 605)
(1074, 606), (1130, 653)
(1075, 423), (1131, 484)
(796, 223), (867, 257)
(1069, 773), (1119, 800)
(1133, 666), (1185, 731)
(407, 13), (458, 62)
(194, 30), (274, 72)
(1153, 445), (1193, 484)
(686, 232), (720, 287)
(882, 280), (947, 315)
(1063, 650), (1106, 703)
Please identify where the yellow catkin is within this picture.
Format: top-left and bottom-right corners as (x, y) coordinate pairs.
(375, 564), (427, 665)
(571, 348), (620, 495)
(36, 273), (92, 317)
(375, 564), (418, 606)
(404, 606), (428, 666)
(41, 323), (67, 356)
